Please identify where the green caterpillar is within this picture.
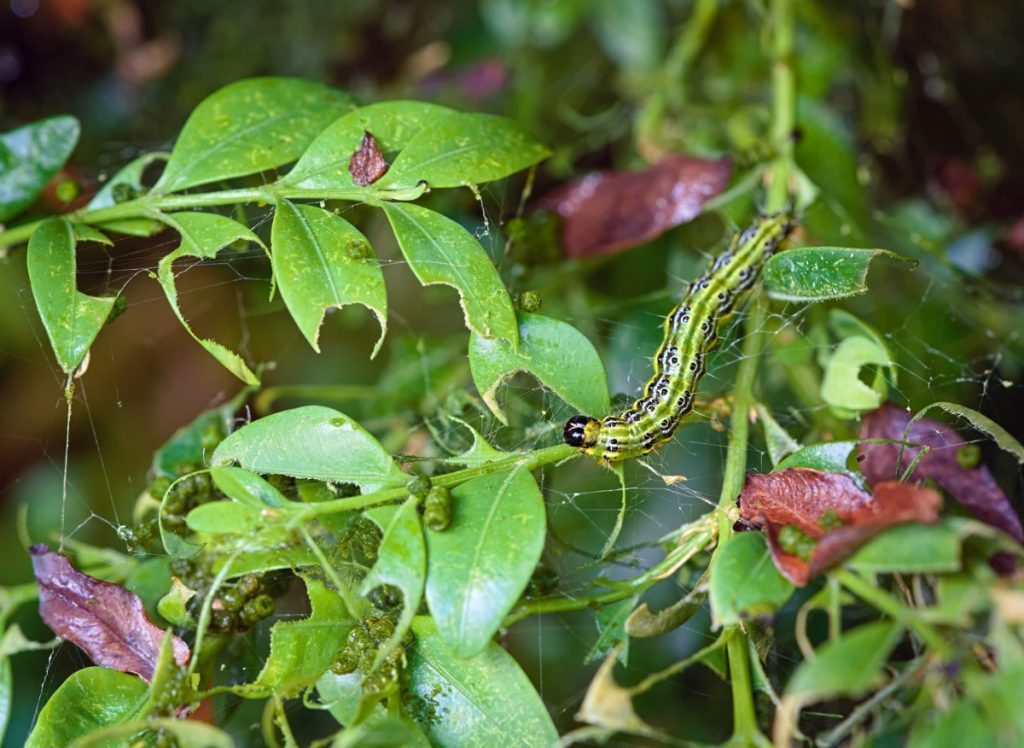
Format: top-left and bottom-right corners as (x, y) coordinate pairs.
(563, 213), (794, 464)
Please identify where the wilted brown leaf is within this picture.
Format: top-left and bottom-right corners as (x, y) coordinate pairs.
(536, 154), (731, 257)
(859, 402), (1023, 543)
(30, 544), (189, 682)
(740, 469), (942, 585)
(349, 130), (389, 187)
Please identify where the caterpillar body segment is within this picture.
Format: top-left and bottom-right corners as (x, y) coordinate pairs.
(563, 213), (794, 464)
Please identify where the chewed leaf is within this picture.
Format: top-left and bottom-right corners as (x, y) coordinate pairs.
(536, 155), (731, 257)
(254, 575), (353, 696)
(211, 405), (406, 491)
(469, 313), (609, 424)
(87, 151), (168, 210)
(860, 402), (1024, 544)
(155, 212), (264, 385)
(30, 545), (189, 682)
(27, 218), (116, 374)
(0, 115), (79, 223)
(379, 111), (550, 189)
(382, 202), (518, 347)
(739, 468), (942, 585)
(282, 100), (452, 190)
(763, 246), (910, 302)
(821, 335), (891, 413)
(362, 498), (425, 671)
(271, 201), (387, 355)
(155, 77), (355, 193)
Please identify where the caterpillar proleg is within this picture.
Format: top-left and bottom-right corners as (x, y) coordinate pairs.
(564, 213), (794, 464)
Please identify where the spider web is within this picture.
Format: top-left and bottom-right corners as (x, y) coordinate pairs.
(2, 152), (1022, 744)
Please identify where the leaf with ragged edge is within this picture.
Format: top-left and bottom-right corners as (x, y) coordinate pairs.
(24, 667), (149, 748)
(821, 335), (891, 414)
(860, 402), (1024, 544)
(27, 218), (116, 374)
(763, 246), (909, 302)
(281, 100), (452, 189)
(916, 402), (1024, 465)
(575, 648), (658, 739)
(30, 545), (189, 682)
(709, 532), (795, 627)
(469, 312), (610, 424)
(254, 574), (353, 696)
(211, 405), (406, 491)
(271, 200), (387, 355)
(830, 308), (898, 386)
(154, 77), (355, 193)
(378, 111), (549, 189)
(536, 155), (731, 257)
(0, 115), (79, 223)
(739, 469), (942, 585)
(425, 467), (546, 657)
(156, 212), (264, 384)
(86, 151), (168, 237)
(407, 616), (558, 747)
(776, 440), (861, 480)
(382, 202), (518, 347)
(785, 621), (902, 700)
(362, 497), (425, 671)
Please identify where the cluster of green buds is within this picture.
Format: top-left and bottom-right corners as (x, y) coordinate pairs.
(331, 614), (412, 698)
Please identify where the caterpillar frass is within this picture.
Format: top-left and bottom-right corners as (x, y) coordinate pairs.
(563, 213), (795, 464)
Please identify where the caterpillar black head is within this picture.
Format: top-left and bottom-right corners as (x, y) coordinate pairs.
(563, 415), (601, 449)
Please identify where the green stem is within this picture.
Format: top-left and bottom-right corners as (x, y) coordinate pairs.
(767, 0), (795, 213)
(0, 182), (428, 248)
(835, 569), (951, 657)
(301, 443), (577, 519)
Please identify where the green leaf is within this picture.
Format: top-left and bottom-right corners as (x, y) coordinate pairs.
(379, 112), (549, 189)
(425, 467), (546, 657)
(155, 77), (355, 193)
(0, 115), (79, 223)
(27, 218), (116, 374)
(156, 212), (264, 384)
(281, 100), (452, 189)
(585, 594), (638, 666)
(914, 402), (1024, 465)
(209, 466), (290, 508)
(775, 440), (860, 478)
(254, 574), (353, 696)
(847, 519), (965, 574)
(821, 335), (891, 413)
(87, 152), (168, 238)
(785, 621), (902, 700)
(25, 667), (148, 748)
(829, 308), (898, 389)
(756, 403), (802, 467)
(150, 390), (248, 479)
(211, 405), (406, 491)
(186, 500), (265, 535)
(909, 701), (997, 748)
(362, 497), (425, 671)
(332, 716), (431, 748)
(763, 246), (908, 302)
(70, 719), (235, 748)
(469, 313), (610, 424)
(271, 200), (387, 355)
(382, 202), (518, 346)
(709, 532), (795, 628)
(592, 0), (665, 71)
(407, 616), (558, 747)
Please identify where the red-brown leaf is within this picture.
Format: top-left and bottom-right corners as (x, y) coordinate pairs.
(349, 130), (389, 187)
(740, 469), (942, 586)
(859, 402), (1023, 543)
(31, 544), (189, 682)
(536, 154), (732, 257)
